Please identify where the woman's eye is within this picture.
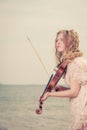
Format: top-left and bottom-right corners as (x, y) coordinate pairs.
(60, 38), (63, 41)
(55, 39), (58, 43)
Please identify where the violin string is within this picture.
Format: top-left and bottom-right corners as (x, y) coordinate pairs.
(27, 36), (49, 77)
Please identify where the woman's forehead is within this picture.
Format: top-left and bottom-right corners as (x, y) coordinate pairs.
(57, 33), (64, 39)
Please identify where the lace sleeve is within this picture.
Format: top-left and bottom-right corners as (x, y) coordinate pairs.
(66, 58), (87, 85)
(68, 61), (81, 83)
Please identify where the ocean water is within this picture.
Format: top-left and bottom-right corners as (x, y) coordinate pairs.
(0, 84), (70, 130)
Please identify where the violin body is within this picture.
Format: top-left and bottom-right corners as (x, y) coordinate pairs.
(54, 85), (69, 91)
(35, 61), (67, 114)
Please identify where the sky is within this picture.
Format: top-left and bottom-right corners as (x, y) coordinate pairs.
(0, 0), (87, 84)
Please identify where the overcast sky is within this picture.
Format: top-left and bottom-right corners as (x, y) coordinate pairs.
(0, 0), (87, 84)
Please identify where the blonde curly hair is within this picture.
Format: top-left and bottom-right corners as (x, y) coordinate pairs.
(55, 29), (83, 63)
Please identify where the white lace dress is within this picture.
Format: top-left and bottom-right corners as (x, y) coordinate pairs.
(65, 57), (87, 130)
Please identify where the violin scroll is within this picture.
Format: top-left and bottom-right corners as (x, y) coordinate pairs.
(35, 108), (42, 114)
(35, 99), (43, 114)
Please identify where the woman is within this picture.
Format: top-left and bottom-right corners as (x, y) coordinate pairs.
(40, 30), (87, 130)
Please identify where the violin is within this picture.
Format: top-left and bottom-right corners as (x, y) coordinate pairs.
(35, 60), (67, 114)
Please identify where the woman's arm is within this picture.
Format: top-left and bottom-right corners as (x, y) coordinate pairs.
(41, 80), (81, 101)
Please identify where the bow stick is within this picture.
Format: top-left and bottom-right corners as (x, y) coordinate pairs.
(27, 36), (49, 77)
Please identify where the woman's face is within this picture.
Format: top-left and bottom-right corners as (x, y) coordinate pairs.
(55, 33), (66, 53)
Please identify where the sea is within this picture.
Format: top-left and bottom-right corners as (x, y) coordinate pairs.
(0, 84), (70, 130)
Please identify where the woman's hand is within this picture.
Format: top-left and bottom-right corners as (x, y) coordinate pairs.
(40, 92), (50, 101)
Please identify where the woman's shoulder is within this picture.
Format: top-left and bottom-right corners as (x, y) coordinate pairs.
(68, 56), (87, 69)
(73, 56), (87, 65)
